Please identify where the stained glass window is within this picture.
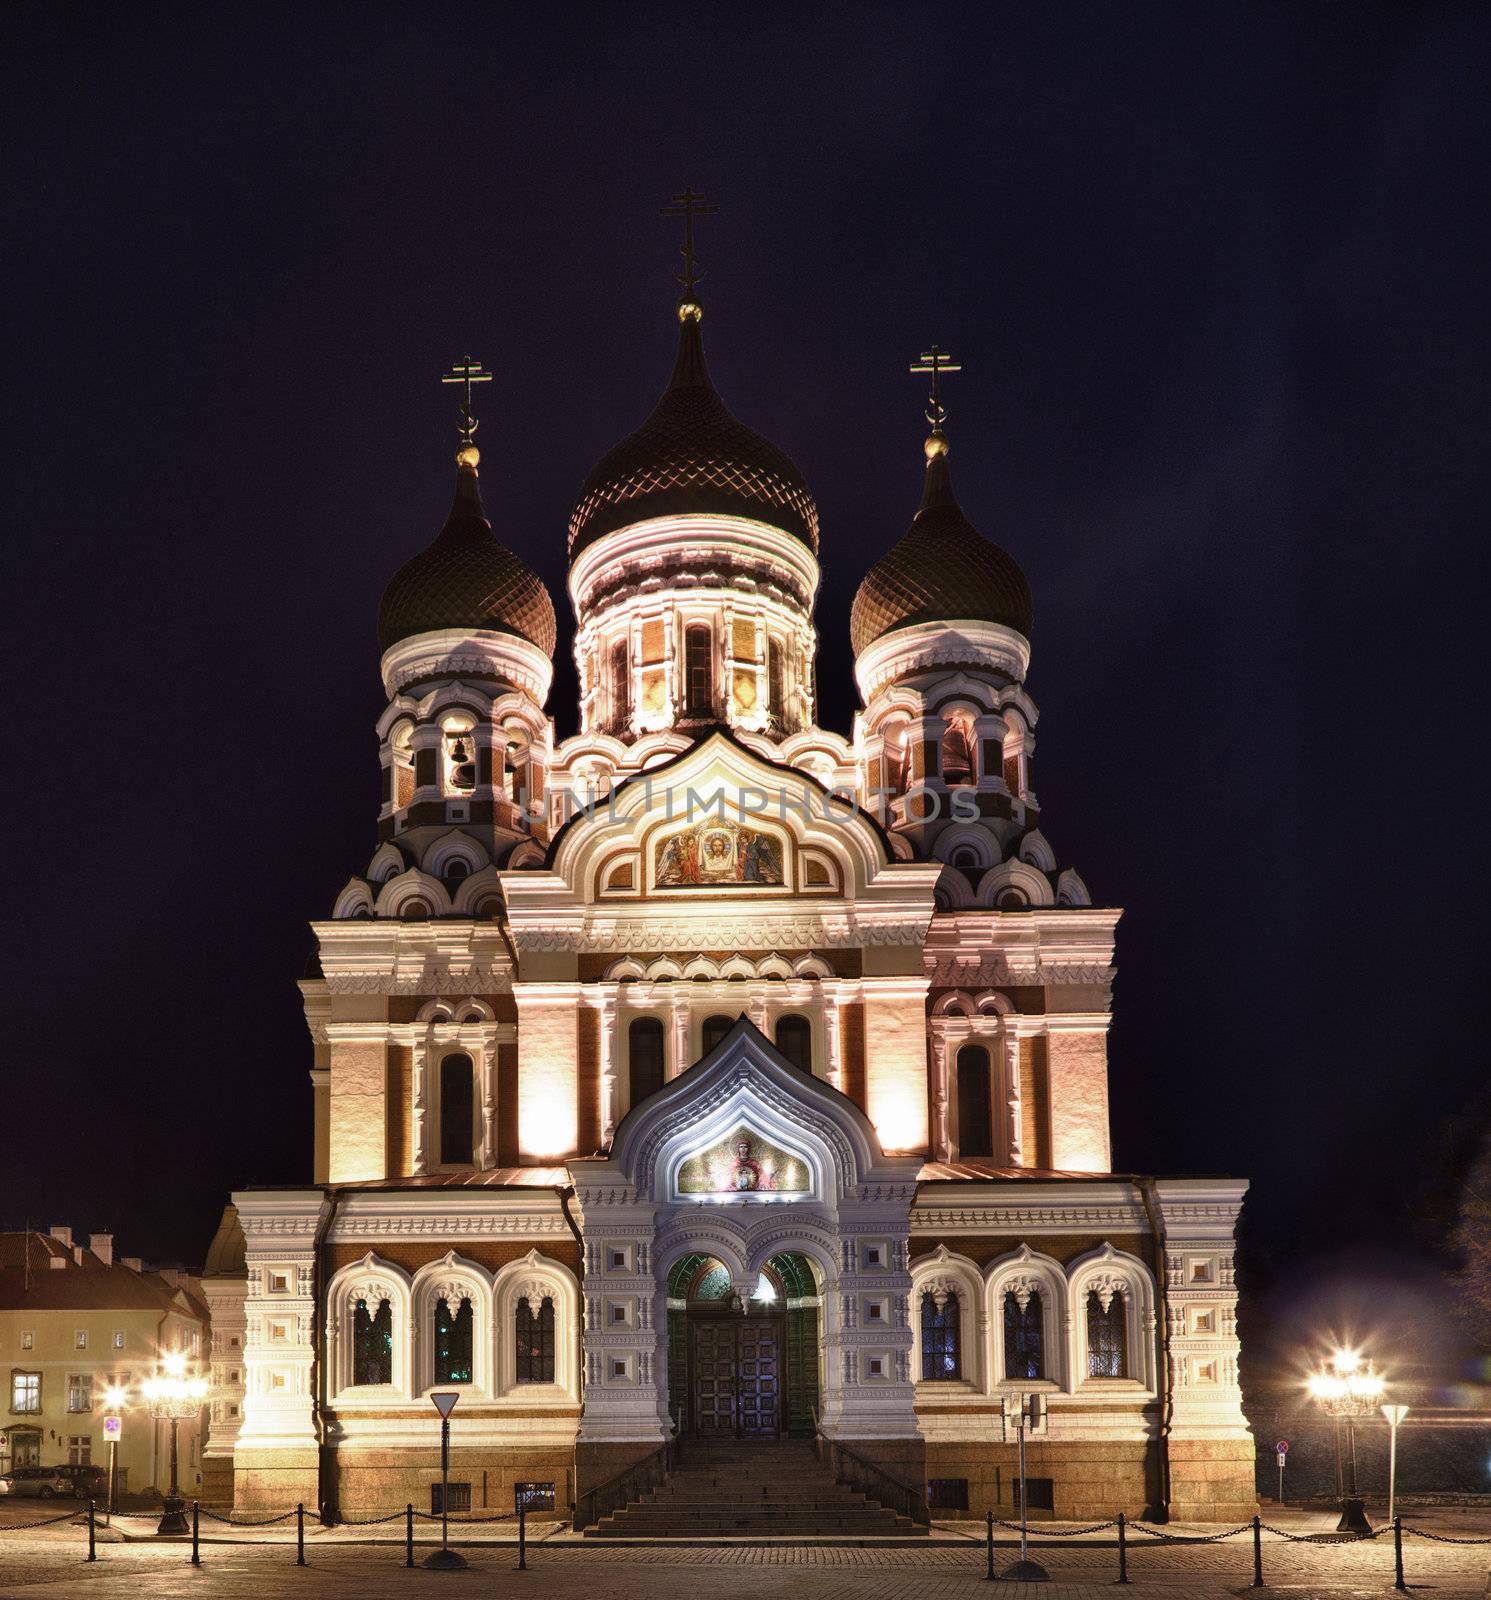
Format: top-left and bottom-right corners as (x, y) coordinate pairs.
(691, 1264), (733, 1301)
(921, 1291), (961, 1380)
(1086, 1291), (1127, 1378)
(434, 1296), (473, 1384)
(353, 1297), (393, 1385)
(516, 1295), (555, 1384)
(1004, 1291), (1044, 1380)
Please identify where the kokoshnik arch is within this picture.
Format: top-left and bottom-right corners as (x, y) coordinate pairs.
(203, 237), (1256, 1524)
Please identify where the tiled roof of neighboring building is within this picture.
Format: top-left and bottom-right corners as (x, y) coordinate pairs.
(0, 1232), (205, 1315)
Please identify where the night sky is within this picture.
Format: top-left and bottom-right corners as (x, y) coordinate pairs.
(5, 4), (1488, 1371)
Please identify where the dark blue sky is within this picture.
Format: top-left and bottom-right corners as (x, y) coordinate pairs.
(4, 2), (1487, 1326)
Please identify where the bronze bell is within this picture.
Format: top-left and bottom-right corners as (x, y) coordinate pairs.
(448, 738), (476, 791)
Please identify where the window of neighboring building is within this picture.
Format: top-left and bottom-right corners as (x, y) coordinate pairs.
(774, 1014), (813, 1073)
(352, 1297), (393, 1386)
(74, 1329), (88, 1350)
(434, 1297), (473, 1385)
(610, 638), (631, 733)
(1086, 1291), (1128, 1378)
(439, 1053), (475, 1166)
(11, 1372), (41, 1412)
(112, 1330), (125, 1351)
(515, 1295), (555, 1385)
(20, 1331), (33, 1351)
(702, 1014), (733, 1055)
(684, 624), (712, 717)
(67, 1373), (92, 1412)
(920, 1292), (961, 1381)
(956, 1044), (994, 1158)
(1004, 1291), (1044, 1380)
(628, 1017), (665, 1106)
(68, 1436), (91, 1466)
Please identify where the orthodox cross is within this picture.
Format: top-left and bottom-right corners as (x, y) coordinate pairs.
(442, 357), (492, 447)
(660, 187), (719, 300)
(910, 345), (962, 434)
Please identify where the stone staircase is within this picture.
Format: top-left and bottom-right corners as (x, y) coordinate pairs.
(584, 1437), (927, 1538)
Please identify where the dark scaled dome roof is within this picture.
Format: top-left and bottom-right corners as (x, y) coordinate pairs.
(379, 456), (557, 657)
(850, 441), (1032, 656)
(569, 309), (818, 557)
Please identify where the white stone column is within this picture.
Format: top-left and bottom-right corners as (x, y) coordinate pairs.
(823, 995), (844, 1092)
(670, 994), (691, 1080)
(596, 992), (618, 1148)
(929, 1029), (951, 1161)
(411, 1037), (429, 1175)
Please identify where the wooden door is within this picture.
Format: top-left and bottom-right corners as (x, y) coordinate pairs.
(690, 1318), (738, 1435)
(689, 1317), (781, 1439)
(735, 1318), (780, 1437)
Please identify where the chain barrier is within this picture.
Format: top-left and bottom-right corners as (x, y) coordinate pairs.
(1130, 1521), (1255, 1542)
(1402, 1526), (1491, 1544)
(336, 1509), (410, 1526)
(993, 1518), (1118, 1536)
(1259, 1521), (1381, 1542)
(0, 1507), (85, 1531)
(413, 1510), (520, 1524)
(198, 1507), (299, 1526)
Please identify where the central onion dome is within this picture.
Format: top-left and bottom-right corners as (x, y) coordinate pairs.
(379, 451), (557, 657)
(850, 435), (1032, 656)
(569, 306), (818, 558)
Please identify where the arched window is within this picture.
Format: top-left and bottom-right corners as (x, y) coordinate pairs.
(768, 637), (785, 724)
(353, 1297), (393, 1385)
(515, 1295), (555, 1384)
(775, 1014), (812, 1073)
(941, 717), (973, 785)
(882, 721), (909, 798)
(1086, 1291), (1128, 1378)
(434, 1296), (473, 1384)
(684, 624), (713, 717)
(702, 1014), (733, 1055)
(955, 1045), (993, 1158)
(1004, 1290), (1044, 1379)
(439, 1054), (475, 1166)
(920, 1291), (961, 1380)
(442, 858), (471, 886)
(628, 1018), (665, 1105)
(610, 638), (631, 734)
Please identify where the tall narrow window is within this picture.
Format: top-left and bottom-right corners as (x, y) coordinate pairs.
(610, 638), (631, 734)
(684, 624), (712, 717)
(1004, 1291), (1044, 1379)
(955, 1045), (993, 1158)
(353, 1297), (393, 1385)
(516, 1295), (555, 1384)
(775, 1014), (812, 1073)
(439, 1053), (475, 1165)
(628, 1018), (665, 1106)
(1086, 1291), (1127, 1378)
(768, 637), (786, 724)
(434, 1296), (473, 1384)
(702, 1014), (733, 1055)
(920, 1291), (961, 1380)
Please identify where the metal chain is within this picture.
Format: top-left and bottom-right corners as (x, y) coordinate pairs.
(413, 1510), (520, 1523)
(0, 1507), (86, 1531)
(1403, 1527), (1491, 1544)
(1258, 1522), (1381, 1543)
(197, 1507), (299, 1526)
(336, 1509), (411, 1526)
(1130, 1522), (1256, 1542)
(992, 1518), (1118, 1536)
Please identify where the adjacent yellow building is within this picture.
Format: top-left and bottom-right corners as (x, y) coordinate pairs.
(1, 1228), (209, 1498)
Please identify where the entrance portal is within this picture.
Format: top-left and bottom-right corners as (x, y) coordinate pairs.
(666, 1252), (821, 1440)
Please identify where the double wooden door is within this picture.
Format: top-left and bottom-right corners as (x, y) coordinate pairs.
(690, 1316), (781, 1438)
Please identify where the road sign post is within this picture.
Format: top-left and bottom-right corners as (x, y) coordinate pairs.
(1381, 1405), (1409, 1524)
(1003, 1393), (1050, 1582)
(102, 1415), (122, 1521)
(424, 1392), (466, 1570)
(1275, 1438), (1288, 1505)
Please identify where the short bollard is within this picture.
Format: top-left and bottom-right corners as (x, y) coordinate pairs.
(405, 1502), (414, 1569)
(87, 1499), (96, 1562)
(297, 1502), (306, 1566)
(1250, 1513), (1263, 1589)
(1115, 1511), (1129, 1584)
(985, 1509), (995, 1581)
(191, 1501), (201, 1567)
(1393, 1515), (1406, 1592)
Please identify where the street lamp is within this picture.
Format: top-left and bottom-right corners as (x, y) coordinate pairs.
(1306, 1349), (1384, 1535)
(101, 1385), (126, 1521)
(141, 1353), (207, 1535)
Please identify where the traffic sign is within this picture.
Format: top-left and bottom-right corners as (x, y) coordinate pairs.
(1274, 1439), (1289, 1454)
(430, 1391), (459, 1419)
(103, 1416), (122, 1441)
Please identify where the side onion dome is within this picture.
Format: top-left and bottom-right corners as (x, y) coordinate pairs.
(568, 306), (819, 557)
(379, 451), (557, 657)
(850, 436), (1032, 657)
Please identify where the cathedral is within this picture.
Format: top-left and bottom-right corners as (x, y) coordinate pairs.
(211, 233), (1255, 1528)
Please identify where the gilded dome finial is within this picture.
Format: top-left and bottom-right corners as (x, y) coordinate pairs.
(441, 356), (491, 467)
(660, 186), (718, 313)
(910, 344), (962, 457)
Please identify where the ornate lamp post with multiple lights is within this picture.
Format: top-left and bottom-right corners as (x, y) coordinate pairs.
(141, 1353), (207, 1535)
(1306, 1350), (1384, 1535)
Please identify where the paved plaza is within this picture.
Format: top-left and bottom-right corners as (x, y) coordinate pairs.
(2, 1508), (1489, 1600)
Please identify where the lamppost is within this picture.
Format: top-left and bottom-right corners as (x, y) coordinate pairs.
(1306, 1349), (1384, 1536)
(101, 1385), (127, 1521)
(141, 1353), (207, 1535)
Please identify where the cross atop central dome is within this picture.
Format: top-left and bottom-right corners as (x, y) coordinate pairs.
(568, 305), (819, 558)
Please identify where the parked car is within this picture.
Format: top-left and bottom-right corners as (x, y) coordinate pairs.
(2, 1465), (72, 1498)
(55, 1464), (108, 1500)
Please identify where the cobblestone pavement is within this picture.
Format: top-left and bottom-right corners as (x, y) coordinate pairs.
(0, 1532), (1487, 1600)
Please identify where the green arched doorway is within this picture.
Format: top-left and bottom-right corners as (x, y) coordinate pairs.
(665, 1251), (821, 1440)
